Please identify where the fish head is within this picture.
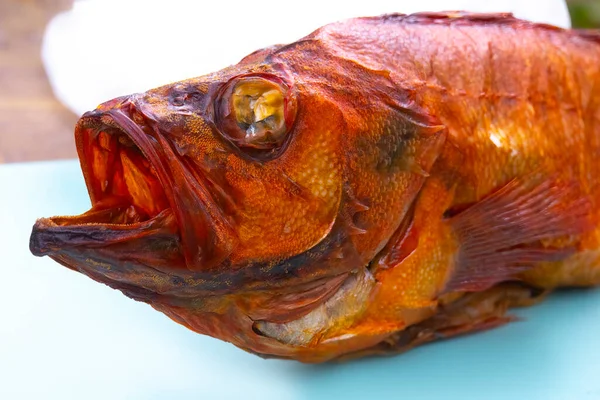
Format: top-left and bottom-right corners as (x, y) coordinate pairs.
(30, 39), (446, 361)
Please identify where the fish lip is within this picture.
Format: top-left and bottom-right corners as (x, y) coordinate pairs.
(30, 208), (176, 257)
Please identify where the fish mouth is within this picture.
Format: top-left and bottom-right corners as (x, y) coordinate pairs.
(77, 107), (171, 225)
(30, 103), (178, 257)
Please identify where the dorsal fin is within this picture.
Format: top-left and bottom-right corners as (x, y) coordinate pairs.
(575, 29), (600, 45)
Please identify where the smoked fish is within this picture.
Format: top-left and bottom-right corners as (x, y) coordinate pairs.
(30, 12), (600, 362)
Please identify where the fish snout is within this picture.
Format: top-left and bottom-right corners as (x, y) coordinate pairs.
(30, 219), (57, 257)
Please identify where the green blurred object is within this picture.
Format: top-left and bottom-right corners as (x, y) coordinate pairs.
(568, 0), (600, 28)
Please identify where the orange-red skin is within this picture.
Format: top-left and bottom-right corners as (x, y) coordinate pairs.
(31, 12), (600, 362)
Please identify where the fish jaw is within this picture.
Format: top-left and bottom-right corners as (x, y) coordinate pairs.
(30, 208), (187, 301)
(29, 96), (193, 298)
(31, 99), (174, 247)
(30, 94), (232, 294)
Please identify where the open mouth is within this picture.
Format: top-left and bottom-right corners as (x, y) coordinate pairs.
(30, 106), (177, 257)
(75, 109), (170, 225)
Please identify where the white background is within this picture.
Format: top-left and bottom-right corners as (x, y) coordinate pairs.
(42, 0), (570, 115)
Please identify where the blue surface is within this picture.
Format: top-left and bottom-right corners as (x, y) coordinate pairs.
(1, 160), (599, 400)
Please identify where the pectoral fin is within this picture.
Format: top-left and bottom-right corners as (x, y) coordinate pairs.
(444, 175), (592, 293)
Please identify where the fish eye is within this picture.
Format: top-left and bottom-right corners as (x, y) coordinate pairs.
(216, 75), (296, 149)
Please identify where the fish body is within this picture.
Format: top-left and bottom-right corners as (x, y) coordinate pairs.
(30, 12), (600, 362)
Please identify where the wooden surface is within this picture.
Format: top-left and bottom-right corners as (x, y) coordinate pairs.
(0, 0), (77, 163)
